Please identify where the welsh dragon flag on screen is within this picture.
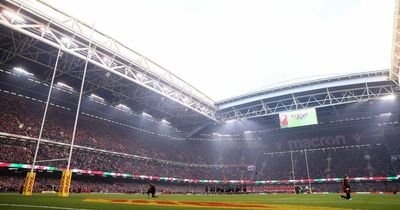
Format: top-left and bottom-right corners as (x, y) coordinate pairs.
(279, 108), (318, 129)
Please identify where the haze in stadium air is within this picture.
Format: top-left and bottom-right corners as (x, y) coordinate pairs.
(45, 0), (394, 101)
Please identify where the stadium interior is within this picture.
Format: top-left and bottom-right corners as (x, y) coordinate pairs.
(0, 0), (400, 209)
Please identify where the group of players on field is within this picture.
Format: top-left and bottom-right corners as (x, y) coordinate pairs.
(146, 176), (352, 200)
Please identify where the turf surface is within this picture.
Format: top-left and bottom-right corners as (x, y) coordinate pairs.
(0, 193), (399, 210)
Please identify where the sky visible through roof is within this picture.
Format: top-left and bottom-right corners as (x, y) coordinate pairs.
(46, 0), (395, 101)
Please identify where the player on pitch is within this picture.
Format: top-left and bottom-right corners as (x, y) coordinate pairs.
(147, 183), (156, 198)
(340, 176), (352, 200)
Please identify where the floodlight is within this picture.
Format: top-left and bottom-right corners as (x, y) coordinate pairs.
(142, 112), (152, 117)
(381, 94), (396, 100)
(102, 56), (110, 64)
(379, 112), (392, 117)
(2, 10), (25, 23)
(117, 104), (129, 109)
(13, 67), (33, 76)
(57, 82), (73, 90)
(90, 94), (104, 102)
(243, 130), (252, 134)
(161, 119), (170, 124)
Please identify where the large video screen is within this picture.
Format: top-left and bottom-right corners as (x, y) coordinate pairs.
(279, 108), (318, 128)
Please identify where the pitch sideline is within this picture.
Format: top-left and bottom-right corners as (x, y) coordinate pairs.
(0, 204), (91, 210)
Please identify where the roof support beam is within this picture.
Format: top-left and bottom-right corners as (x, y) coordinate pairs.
(0, 0), (217, 122)
(218, 83), (397, 121)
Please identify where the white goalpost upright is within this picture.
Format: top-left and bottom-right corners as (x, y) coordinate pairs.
(59, 23), (95, 197)
(22, 49), (62, 196)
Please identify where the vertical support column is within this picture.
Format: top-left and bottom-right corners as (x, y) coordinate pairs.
(292, 94), (298, 110)
(304, 149), (312, 193)
(365, 83), (371, 100)
(23, 48), (62, 196)
(290, 150), (295, 186)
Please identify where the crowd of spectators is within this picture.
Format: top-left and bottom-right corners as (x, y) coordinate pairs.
(2, 137), (396, 181)
(256, 145), (396, 180)
(1, 171), (399, 194)
(0, 93), (399, 192)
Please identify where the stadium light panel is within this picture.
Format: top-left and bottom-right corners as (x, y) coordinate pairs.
(224, 119), (236, 123)
(90, 94), (105, 102)
(381, 94), (396, 100)
(379, 112), (392, 117)
(2, 10), (25, 23)
(102, 56), (111, 63)
(142, 112), (152, 118)
(117, 104), (129, 109)
(243, 130), (252, 134)
(13, 67), (33, 76)
(57, 82), (73, 90)
(161, 119), (170, 124)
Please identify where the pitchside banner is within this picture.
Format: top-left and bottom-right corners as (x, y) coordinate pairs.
(279, 108), (318, 128)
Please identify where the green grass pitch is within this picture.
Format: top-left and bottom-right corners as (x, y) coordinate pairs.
(0, 193), (399, 210)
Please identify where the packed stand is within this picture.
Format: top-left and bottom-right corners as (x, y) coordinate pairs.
(0, 93), (398, 182)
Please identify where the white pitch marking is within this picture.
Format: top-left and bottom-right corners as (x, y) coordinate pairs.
(0, 204), (91, 210)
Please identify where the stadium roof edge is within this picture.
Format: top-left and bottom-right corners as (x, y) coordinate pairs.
(4, 0), (214, 103)
(216, 69), (390, 106)
(216, 69), (399, 120)
(33, 0), (214, 104)
(0, 0), (217, 122)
